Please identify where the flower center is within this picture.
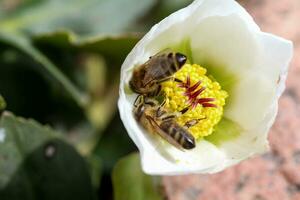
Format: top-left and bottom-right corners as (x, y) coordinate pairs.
(161, 64), (228, 140)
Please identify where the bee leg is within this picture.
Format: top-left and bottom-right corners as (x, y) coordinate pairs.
(180, 106), (190, 114)
(133, 95), (144, 107)
(144, 97), (157, 106)
(155, 98), (168, 117)
(183, 117), (206, 129)
(156, 77), (171, 84)
(144, 76), (158, 86)
(147, 84), (162, 97)
(160, 114), (176, 121)
(174, 78), (183, 83)
(157, 105), (189, 121)
(154, 84), (162, 96)
(183, 119), (198, 129)
(146, 115), (183, 150)
(156, 106), (166, 118)
(159, 106), (185, 120)
(159, 98), (166, 107)
(157, 77), (182, 84)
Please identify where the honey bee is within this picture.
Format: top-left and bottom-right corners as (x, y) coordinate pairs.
(133, 95), (199, 150)
(129, 49), (187, 97)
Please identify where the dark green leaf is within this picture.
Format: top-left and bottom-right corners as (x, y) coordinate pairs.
(0, 30), (135, 156)
(0, 95), (6, 111)
(0, 112), (94, 200)
(93, 112), (137, 173)
(0, 31), (88, 108)
(35, 32), (139, 154)
(112, 153), (163, 200)
(33, 31), (141, 64)
(129, 0), (193, 32)
(0, 30), (140, 109)
(87, 155), (102, 189)
(0, 0), (149, 157)
(0, 0), (156, 37)
(156, 0), (193, 15)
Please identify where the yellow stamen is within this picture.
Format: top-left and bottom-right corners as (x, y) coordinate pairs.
(161, 64), (228, 140)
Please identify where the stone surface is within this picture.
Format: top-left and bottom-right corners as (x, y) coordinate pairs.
(163, 0), (300, 199)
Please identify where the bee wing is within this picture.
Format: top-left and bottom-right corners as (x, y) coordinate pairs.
(143, 48), (174, 85)
(146, 116), (184, 151)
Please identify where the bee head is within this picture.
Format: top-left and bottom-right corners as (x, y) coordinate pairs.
(129, 79), (138, 93)
(175, 53), (187, 68)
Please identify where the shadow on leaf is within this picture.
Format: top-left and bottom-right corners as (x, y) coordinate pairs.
(0, 139), (95, 200)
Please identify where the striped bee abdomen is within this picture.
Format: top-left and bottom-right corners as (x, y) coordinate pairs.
(160, 120), (195, 150)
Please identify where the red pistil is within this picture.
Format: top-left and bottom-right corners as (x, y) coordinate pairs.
(187, 87), (206, 100)
(187, 81), (202, 93)
(178, 76), (190, 88)
(177, 75), (217, 109)
(202, 103), (218, 108)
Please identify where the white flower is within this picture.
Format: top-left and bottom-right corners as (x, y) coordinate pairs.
(118, 0), (293, 175)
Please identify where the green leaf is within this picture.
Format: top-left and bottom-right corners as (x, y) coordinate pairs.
(0, 30), (138, 156)
(93, 112), (137, 172)
(33, 30), (141, 65)
(0, 31), (88, 108)
(0, 112), (94, 200)
(0, 95), (6, 111)
(129, 0), (193, 32)
(34, 32), (139, 154)
(0, 0), (152, 110)
(112, 153), (163, 200)
(0, 30), (140, 109)
(87, 155), (102, 189)
(0, 0), (149, 156)
(0, 0), (156, 37)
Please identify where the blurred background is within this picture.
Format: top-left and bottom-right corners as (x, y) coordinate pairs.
(0, 0), (299, 200)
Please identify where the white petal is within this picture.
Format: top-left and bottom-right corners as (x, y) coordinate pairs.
(210, 101), (279, 173)
(224, 33), (293, 130)
(141, 140), (226, 175)
(209, 33), (293, 172)
(118, 0), (293, 175)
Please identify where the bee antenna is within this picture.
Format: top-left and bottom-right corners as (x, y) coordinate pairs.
(174, 78), (183, 83)
(180, 107), (189, 114)
(197, 117), (207, 121)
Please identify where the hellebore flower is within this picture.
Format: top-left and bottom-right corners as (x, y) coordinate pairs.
(118, 0), (293, 175)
